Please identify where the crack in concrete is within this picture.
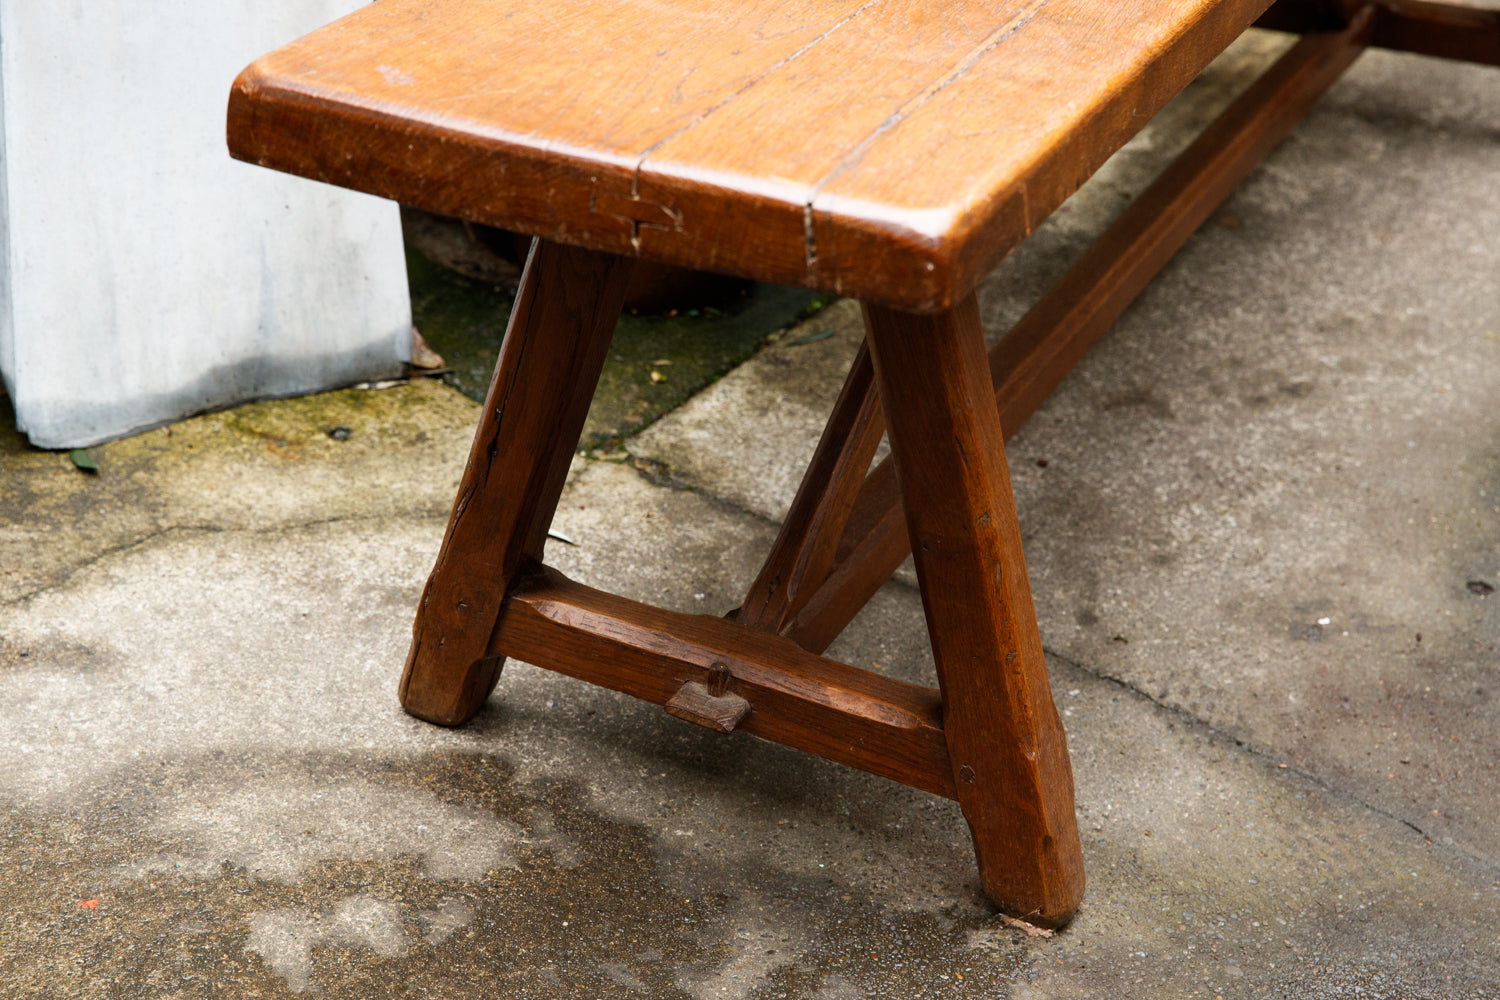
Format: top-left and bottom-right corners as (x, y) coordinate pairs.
(1041, 644), (1499, 878)
(620, 452), (786, 527)
(588, 453), (1498, 881)
(0, 510), (445, 610)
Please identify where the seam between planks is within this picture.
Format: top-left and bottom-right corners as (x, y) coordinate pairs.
(805, 0), (1049, 211)
(628, 0), (890, 201)
(801, 0), (1049, 271)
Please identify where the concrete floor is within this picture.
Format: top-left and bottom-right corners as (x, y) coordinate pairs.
(2, 32), (1498, 1000)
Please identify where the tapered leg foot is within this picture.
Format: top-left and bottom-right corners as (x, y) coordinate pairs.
(863, 296), (1084, 926)
(400, 239), (632, 725)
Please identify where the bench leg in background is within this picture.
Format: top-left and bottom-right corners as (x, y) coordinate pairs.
(1259, 0), (1499, 67)
(863, 296), (1085, 927)
(732, 341), (886, 633)
(399, 239), (632, 725)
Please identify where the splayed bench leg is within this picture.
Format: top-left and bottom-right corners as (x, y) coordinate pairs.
(400, 238), (632, 725)
(863, 295), (1085, 926)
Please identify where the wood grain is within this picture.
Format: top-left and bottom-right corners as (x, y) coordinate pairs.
(399, 239), (631, 725)
(785, 15), (1377, 653)
(804, 0), (1281, 308)
(864, 295), (1083, 926)
(228, 0), (1277, 311)
(492, 565), (956, 799)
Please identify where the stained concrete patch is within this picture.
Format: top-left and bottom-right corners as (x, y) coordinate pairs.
(672, 900), (797, 1000)
(246, 895), (416, 992)
(815, 975), (866, 1000)
(123, 777), (520, 883)
(0, 520), (444, 808)
(418, 897), (475, 944)
(244, 908), (328, 992)
(0, 471), (1024, 997)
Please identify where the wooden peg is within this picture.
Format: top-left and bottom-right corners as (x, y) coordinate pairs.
(665, 662), (751, 732)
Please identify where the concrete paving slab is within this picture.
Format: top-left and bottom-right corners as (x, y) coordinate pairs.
(3, 444), (1497, 997)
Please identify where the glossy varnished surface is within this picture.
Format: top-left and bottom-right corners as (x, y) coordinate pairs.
(228, 0), (1274, 311)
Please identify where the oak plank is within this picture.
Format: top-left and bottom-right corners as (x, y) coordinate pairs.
(228, 0), (1277, 310)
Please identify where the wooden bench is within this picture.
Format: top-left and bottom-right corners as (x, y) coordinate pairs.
(227, 0), (1497, 926)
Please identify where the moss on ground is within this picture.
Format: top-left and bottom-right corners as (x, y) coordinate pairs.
(404, 245), (827, 452)
(0, 379), (479, 604)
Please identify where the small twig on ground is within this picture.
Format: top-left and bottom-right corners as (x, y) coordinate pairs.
(999, 913), (1054, 938)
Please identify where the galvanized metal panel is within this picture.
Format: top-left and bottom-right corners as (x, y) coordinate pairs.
(0, 1), (412, 448)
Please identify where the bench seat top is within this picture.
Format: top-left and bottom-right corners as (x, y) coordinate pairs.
(229, 0), (1272, 311)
